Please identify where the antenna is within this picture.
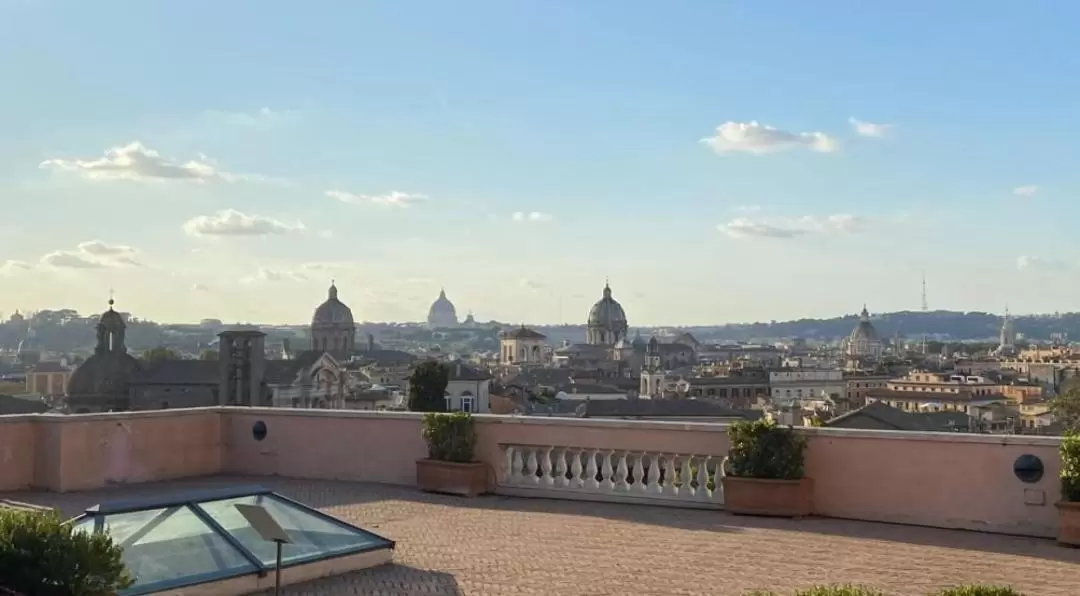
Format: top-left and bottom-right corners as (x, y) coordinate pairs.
(921, 273), (928, 312)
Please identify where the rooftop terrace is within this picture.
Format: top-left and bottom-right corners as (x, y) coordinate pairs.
(1, 407), (1078, 594)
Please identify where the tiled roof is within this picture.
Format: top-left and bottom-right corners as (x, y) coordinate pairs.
(687, 376), (769, 386)
(357, 349), (416, 367)
(0, 395), (48, 415)
(448, 362), (492, 381)
(499, 326), (547, 340)
(865, 388), (1008, 403)
(264, 351), (326, 385)
(580, 399), (760, 419)
(29, 361), (67, 373)
(825, 401), (970, 432)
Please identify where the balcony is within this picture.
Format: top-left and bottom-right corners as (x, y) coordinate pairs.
(1, 407), (1078, 594)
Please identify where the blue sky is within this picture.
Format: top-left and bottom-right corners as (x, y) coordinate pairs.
(1, 0), (1078, 325)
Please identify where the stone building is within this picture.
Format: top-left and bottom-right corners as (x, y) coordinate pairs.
(499, 326), (547, 366)
(427, 289), (459, 328)
(66, 298), (143, 413)
(844, 305), (884, 365)
(310, 282), (356, 354)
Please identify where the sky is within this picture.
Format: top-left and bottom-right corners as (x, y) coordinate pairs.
(1, 1), (1079, 326)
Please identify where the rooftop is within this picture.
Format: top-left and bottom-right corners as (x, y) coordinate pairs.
(0, 407), (1076, 594)
(4, 475), (1077, 595)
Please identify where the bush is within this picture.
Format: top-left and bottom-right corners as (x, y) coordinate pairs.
(0, 509), (132, 596)
(745, 587), (882, 596)
(421, 412), (477, 463)
(1061, 432), (1080, 502)
(727, 418), (807, 480)
(934, 586), (1023, 596)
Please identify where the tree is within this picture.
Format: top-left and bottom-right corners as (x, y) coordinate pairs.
(407, 361), (449, 412)
(0, 509), (132, 595)
(1050, 384), (1080, 433)
(141, 347), (180, 363)
(199, 349), (219, 361)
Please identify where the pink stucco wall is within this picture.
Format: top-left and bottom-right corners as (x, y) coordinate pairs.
(0, 408), (1065, 538)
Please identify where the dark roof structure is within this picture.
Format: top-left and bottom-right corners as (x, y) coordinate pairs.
(131, 360), (218, 385)
(29, 361), (67, 374)
(825, 401), (970, 432)
(500, 325), (547, 340)
(448, 362), (492, 381)
(579, 399), (761, 420)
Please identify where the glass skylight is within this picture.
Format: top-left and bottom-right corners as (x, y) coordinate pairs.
(69, 485), (394, 596)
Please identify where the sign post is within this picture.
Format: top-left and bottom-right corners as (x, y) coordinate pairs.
(235, 503), (291, 596)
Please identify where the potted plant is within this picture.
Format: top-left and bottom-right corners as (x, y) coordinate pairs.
(721, 418), (811, 517)
(416, 411), (490, 497)
(0, 509), (132, 595)
(1056, 432), (1080, 545)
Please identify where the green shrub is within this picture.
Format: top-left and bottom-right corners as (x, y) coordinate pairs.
(934, 586), (1024, 596)
(0, 509), (132, 596)
(743, 587), (882, 596)
(421, 411), (477, 462)
(1061, 432), (1080, 501)
(727, 418), (807, 480)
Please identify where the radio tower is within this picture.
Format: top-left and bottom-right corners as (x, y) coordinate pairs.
(920, 273), (929, 355)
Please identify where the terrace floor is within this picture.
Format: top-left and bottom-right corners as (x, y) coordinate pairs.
(5, 476), (1080, 596)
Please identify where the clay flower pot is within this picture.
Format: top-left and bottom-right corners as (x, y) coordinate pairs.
(722, 476), (813, 518)
(1056, 501), (1080, 546)
(416, 459), (490, 497)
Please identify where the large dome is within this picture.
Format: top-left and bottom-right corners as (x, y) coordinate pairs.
(427, 289), (458, 328)
(586, 282), (628, 345)
(312, 282), (355, 326)
(846, 305), (883, 360)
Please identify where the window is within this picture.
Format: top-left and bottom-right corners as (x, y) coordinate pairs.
(462, 396), (474, 413)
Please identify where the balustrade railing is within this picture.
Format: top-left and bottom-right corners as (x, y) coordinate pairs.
(497, 445), (725, 508)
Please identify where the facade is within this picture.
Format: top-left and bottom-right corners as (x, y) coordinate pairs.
(639, 337), (664, 398)
(499, 326), (547, 365)
(310, 282), (356, 354)
(843, 372), (891, 408)
(427, 289), (459, 328)
(586, 282), (628, 346)
(994, 308), (1018, 357)
(770, 369), (845, 403)
(25, 361), (71, 397)
(444, 362), (492, 413)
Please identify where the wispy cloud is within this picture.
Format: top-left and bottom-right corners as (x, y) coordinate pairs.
(849, 117), (893, 138)
(241, 267), (309, 284)
(1013, 185), (1039, 197)
(40, 142), (242, 183)
(192, 283), (210, 292)
(520, 278), (544, 291)
(36, 240), (145, 269)
(1016, 255), (1064, 271)
(0, 260), (32, 276)
(718, 214), (867, 240)
(701, 121), (840, 155)
(511, 211), (553, 223)
(183, 210), (305, 237)
(326, 190), (427, 208)
(204, 107), (299, 128)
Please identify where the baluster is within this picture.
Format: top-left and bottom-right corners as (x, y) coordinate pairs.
(663, 455), (677, 495)
(647, 453), (662, 493)
(571, 449), (584, 488)
(541, 447), (554, 486)
(511, 447), (523, 485)
(713, 456), (726, 502)
(526, 449), (539, 485)
(503, 446), (515, 484)
(697, 455), (711, 501)
(633, 452), (647, 493)
(554, 448), (568, 487)
(586, 449), (600, 490)
(614, 451), (630, 491)
(680, 455), (694, 497)
(601, 450), (615, 490)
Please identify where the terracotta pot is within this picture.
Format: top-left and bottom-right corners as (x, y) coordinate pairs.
(1056, 501), (1080, 545)
(416, 459), (490, 497)
(722, 476), (813, 518)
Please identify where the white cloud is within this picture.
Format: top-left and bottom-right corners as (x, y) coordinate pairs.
(40, 250), (104, 269)
(241, 267), (308, 283)
(701, 121), (840, 155)
(0, 260), (31, 276)
(39, 141), (241, 183)
(182, 209), (305, 237)
(1016, 255), (1064, 271)
(326, 190), (427, 208)
(520, 278), (544, 291)
(1013, 185), (1039, 197)
(192, 283), (210, 292)
(77, 240), (137, 257)
(848, 117), (892, 138)
(719, 213), (867, 239)
(511, 211), (553, 223)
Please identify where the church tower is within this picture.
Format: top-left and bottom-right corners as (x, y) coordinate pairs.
(639, 337), (665, 398)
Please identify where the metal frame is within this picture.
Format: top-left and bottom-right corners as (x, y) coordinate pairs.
(70, 485), (395, 596)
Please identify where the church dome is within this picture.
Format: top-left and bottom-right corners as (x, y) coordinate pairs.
(312, 282), (355, 326)
(67, 299), (142, 399)
(848, 306), (879, 344)
(586, 282), (628, 345)
(427, 289), (458, 328)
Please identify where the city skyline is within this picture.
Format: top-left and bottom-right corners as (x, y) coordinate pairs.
(2, 1), (1079, 324)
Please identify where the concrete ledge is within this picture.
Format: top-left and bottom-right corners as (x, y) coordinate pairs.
(497, 485), (725, 510)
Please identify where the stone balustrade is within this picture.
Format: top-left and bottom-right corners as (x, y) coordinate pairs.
(498, 445), (725, 508)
